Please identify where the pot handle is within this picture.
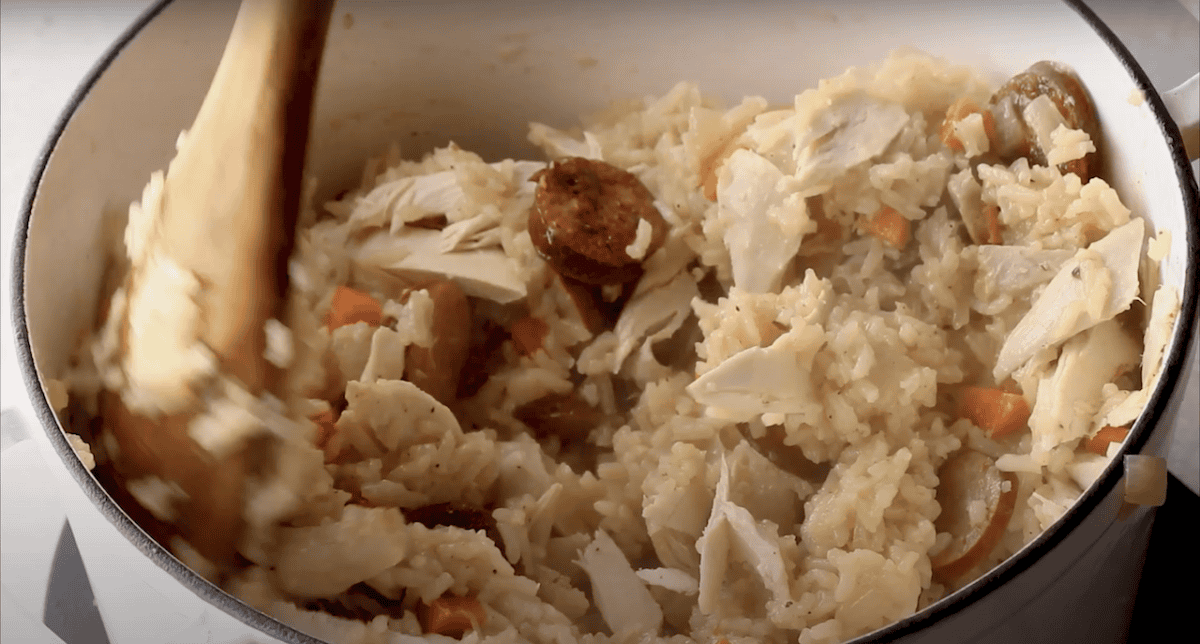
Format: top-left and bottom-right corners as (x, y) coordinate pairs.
(1162, 73), (1200, 161)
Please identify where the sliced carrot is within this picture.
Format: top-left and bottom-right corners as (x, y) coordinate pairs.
(420, 595), (487, 637)
(325, 285), (382, 331)
(863, 205), (911, 249)
(982, 204), (1003, 245)
(510, 315), (549, 356)
(940, 97), (997, 153)
(960, 386), (1031, 438)
(1085, 425), (1130, 456)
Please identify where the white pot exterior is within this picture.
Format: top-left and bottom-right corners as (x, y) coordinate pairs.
(12, 1), (1198, 643)
(22, 417), (292, 644)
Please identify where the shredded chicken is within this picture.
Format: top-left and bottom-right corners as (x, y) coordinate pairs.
(994, 218), (1144, 380)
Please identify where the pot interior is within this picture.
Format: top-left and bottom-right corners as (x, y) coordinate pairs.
(18, 0), (1197, 641)
(25, 0), (1195, 381)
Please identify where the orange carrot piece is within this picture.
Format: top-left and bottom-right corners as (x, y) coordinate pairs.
(960, 386), (1031, 438)
(863, 206), (911, 249)
(325, 285), (382, 331)
(510, 316), (549, 356)
(421, 595), (486, 637)
(1085, 426), (1130, 456)
(983, 204), (1003, 245)
(940, 97), (997, 153)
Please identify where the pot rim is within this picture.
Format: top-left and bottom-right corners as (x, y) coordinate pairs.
(8, 1), (1198, 642)
(8, 2), (322, 641)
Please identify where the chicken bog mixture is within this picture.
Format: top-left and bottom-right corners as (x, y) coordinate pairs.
(62, 50), (1180, 644)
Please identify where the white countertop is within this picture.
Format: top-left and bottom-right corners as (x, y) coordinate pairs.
(1, 1), (1197, 642)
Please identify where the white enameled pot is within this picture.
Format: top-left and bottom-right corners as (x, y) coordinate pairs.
(11, 1), (1199, 643)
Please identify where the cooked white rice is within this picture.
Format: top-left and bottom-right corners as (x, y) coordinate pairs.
(64, 49), (1179, 644)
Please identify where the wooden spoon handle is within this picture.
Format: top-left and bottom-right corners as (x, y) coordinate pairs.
(161, 0), (334, 393)
(109, 0), (334, 569)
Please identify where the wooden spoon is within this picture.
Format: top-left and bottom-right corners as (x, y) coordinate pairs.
(103, 0), (334, 569)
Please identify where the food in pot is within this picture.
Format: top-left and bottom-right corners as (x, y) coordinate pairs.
(528, 157), (669, 285)
(60, 50), (1179, 644)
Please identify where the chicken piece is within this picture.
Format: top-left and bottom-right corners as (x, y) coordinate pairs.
(359, 326), (408, 384)
(635, 568), (699, 595)
(643, 443), (713, 574)
(948, 168), (988, 245)
(696, 455), (794, 615)
(684, 96), (769, 201)
(610, 271), (698, 370)
(791, 92), (910, 195)
(1028, 319), (1139, 463)
(346, 169), (461, 231)
(344, 159), (544, 235)
(1100, 284), (1180, 427)
(687, 323), (825, 424)
(974, 245), (1073, 306)
(335, 379), (463, 460)
(717, 149), (815, 293)
(274, 505), (408, 598)
(527, 122), (604, 161)
(353, 228), (526, 303)
(993, 218), (1143, 380)
(577, 530), (664, 636)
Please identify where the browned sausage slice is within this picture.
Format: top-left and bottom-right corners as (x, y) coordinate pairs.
(931, 449), (1019, 581)
(989, 61), (1100, 181)
(528, 157), (667, 285)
